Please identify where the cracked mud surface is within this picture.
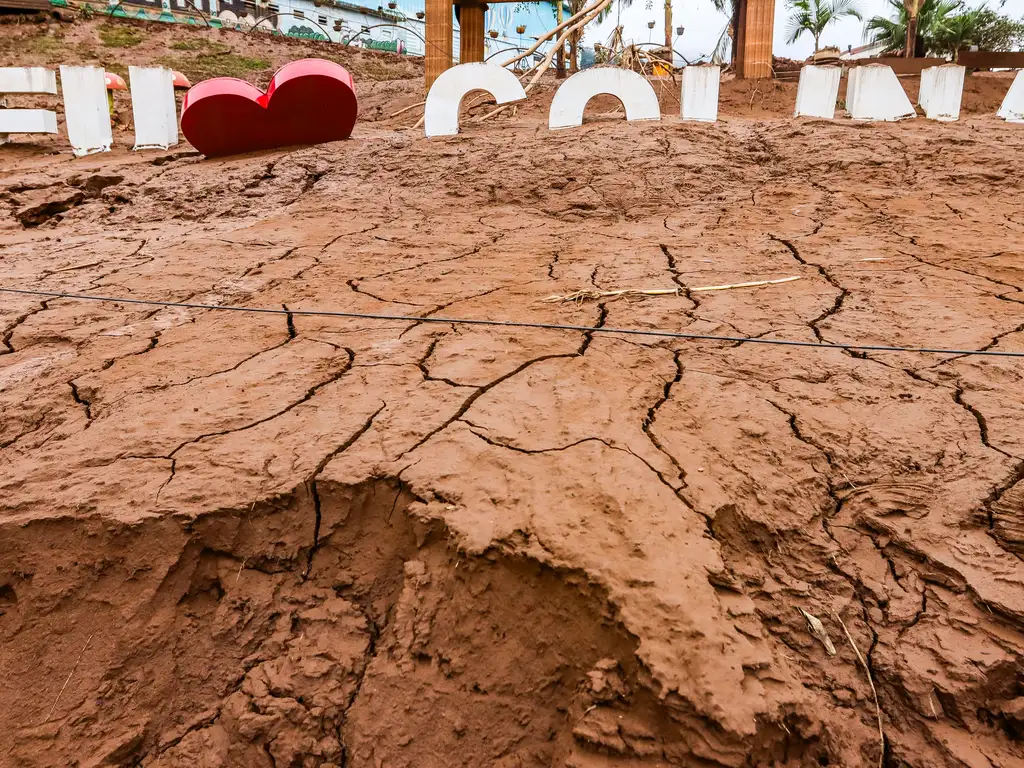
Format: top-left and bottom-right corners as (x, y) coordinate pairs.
(2, 109), (1024, 768)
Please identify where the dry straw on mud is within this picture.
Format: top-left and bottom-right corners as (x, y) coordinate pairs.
(541, 276), (801, 304)
(46, 633), (94, 721)
(798, 607), (836, 656)
(833, 611), (885, 768)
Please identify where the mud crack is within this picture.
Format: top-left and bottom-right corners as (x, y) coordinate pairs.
(303, 400), (388, 578)
(769, 233), (848, 343)
(68, 381), (93, 423)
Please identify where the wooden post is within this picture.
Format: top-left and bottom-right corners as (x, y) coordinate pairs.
(735, 0), (775, 79)
(459, 2), (486, 64)
(425, 0), (454, 92)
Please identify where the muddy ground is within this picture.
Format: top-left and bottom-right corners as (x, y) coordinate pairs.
(2, 16), (1024, 768)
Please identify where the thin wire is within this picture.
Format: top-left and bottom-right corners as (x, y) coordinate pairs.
(2, 287), (1023, 359)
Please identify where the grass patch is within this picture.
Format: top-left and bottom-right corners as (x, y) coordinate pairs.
(169, 39), (231, 54)
(170, 38), (213, 52)
(0, 31), (62, 58)
(159, 51), (270, 81)
(195, 53), (269, 78)
(99, 24), (144, 48)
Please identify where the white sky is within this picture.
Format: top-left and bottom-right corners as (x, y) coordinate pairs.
(590, 0), (1024, 61)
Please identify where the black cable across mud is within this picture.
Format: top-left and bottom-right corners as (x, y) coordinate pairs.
(4, 287), (1024, 359)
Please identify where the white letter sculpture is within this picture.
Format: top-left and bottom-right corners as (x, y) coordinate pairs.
(549, 67), (660, 130)
(918, 64), (964, 122)
(0, 67), (57, 146)
(60, 65), (113, 156)
(680, 65), (720, 122)
(846, 65), (916, 121)
(129, 66), (179, 150)
(424, 63), (526, 138)
(794, 65), (841, 119)
(998, 70), (1024, 123)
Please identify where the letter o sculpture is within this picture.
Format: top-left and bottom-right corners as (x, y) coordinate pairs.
(548, 68), (661, 131)
(424, 63), (527, 138)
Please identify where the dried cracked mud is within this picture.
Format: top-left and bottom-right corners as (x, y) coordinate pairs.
(2, 102), (1024, 767)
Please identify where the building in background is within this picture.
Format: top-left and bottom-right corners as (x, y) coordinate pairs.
(100, 0), (581, 65)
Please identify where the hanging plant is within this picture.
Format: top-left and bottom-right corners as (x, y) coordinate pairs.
(416, 9), (424, 18)
(516, 24), (525, 34)
(387, 1), (396, 8)
(488, 28), (498, 38)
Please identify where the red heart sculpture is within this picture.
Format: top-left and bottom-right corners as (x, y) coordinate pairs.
(180, 59), (357, 158)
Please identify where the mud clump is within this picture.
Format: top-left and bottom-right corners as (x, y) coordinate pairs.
(0, 481), (722, 767)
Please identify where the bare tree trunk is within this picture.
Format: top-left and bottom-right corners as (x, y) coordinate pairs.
(814, 32), (820, 53)
(905, 14), (918, 58)
(664, 0), (672, 50)
(556, 0), (566, 78)
(903, 0), (921, 58)
(569, 33), (579, 72)
(730, 0), (741, 63)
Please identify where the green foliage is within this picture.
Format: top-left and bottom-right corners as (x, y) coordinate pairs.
(865, 0), (1024, 57)
(931, 8), (984, 56)
(970, 6), (1024, 50)
(864, 0), (958, 54)
(785, 0), (862, 51)
(98, 23), (144, 48)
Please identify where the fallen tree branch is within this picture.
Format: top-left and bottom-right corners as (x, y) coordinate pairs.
(390, 100), (426, 118)
(498, 0), (612, 71)
(475, 1), (611, 123)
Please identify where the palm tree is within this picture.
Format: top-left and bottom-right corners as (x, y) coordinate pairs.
(932, 7), (983, 59)
(707, 0), (737, 63)
(786, 0), (863, 52)
(864, 0), (961, 56)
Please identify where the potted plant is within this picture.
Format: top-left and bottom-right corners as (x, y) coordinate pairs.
(488, 28), (498, 38)
(647, 21), (655, 30)
(387, 1), (396, 8)
(416, 9), (424, 18)
(516, 24), (525, 34)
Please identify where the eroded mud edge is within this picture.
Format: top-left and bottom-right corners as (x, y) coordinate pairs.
(1, 477), (858, 768)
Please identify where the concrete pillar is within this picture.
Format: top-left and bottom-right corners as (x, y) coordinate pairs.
(736, 0), (775, 80)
